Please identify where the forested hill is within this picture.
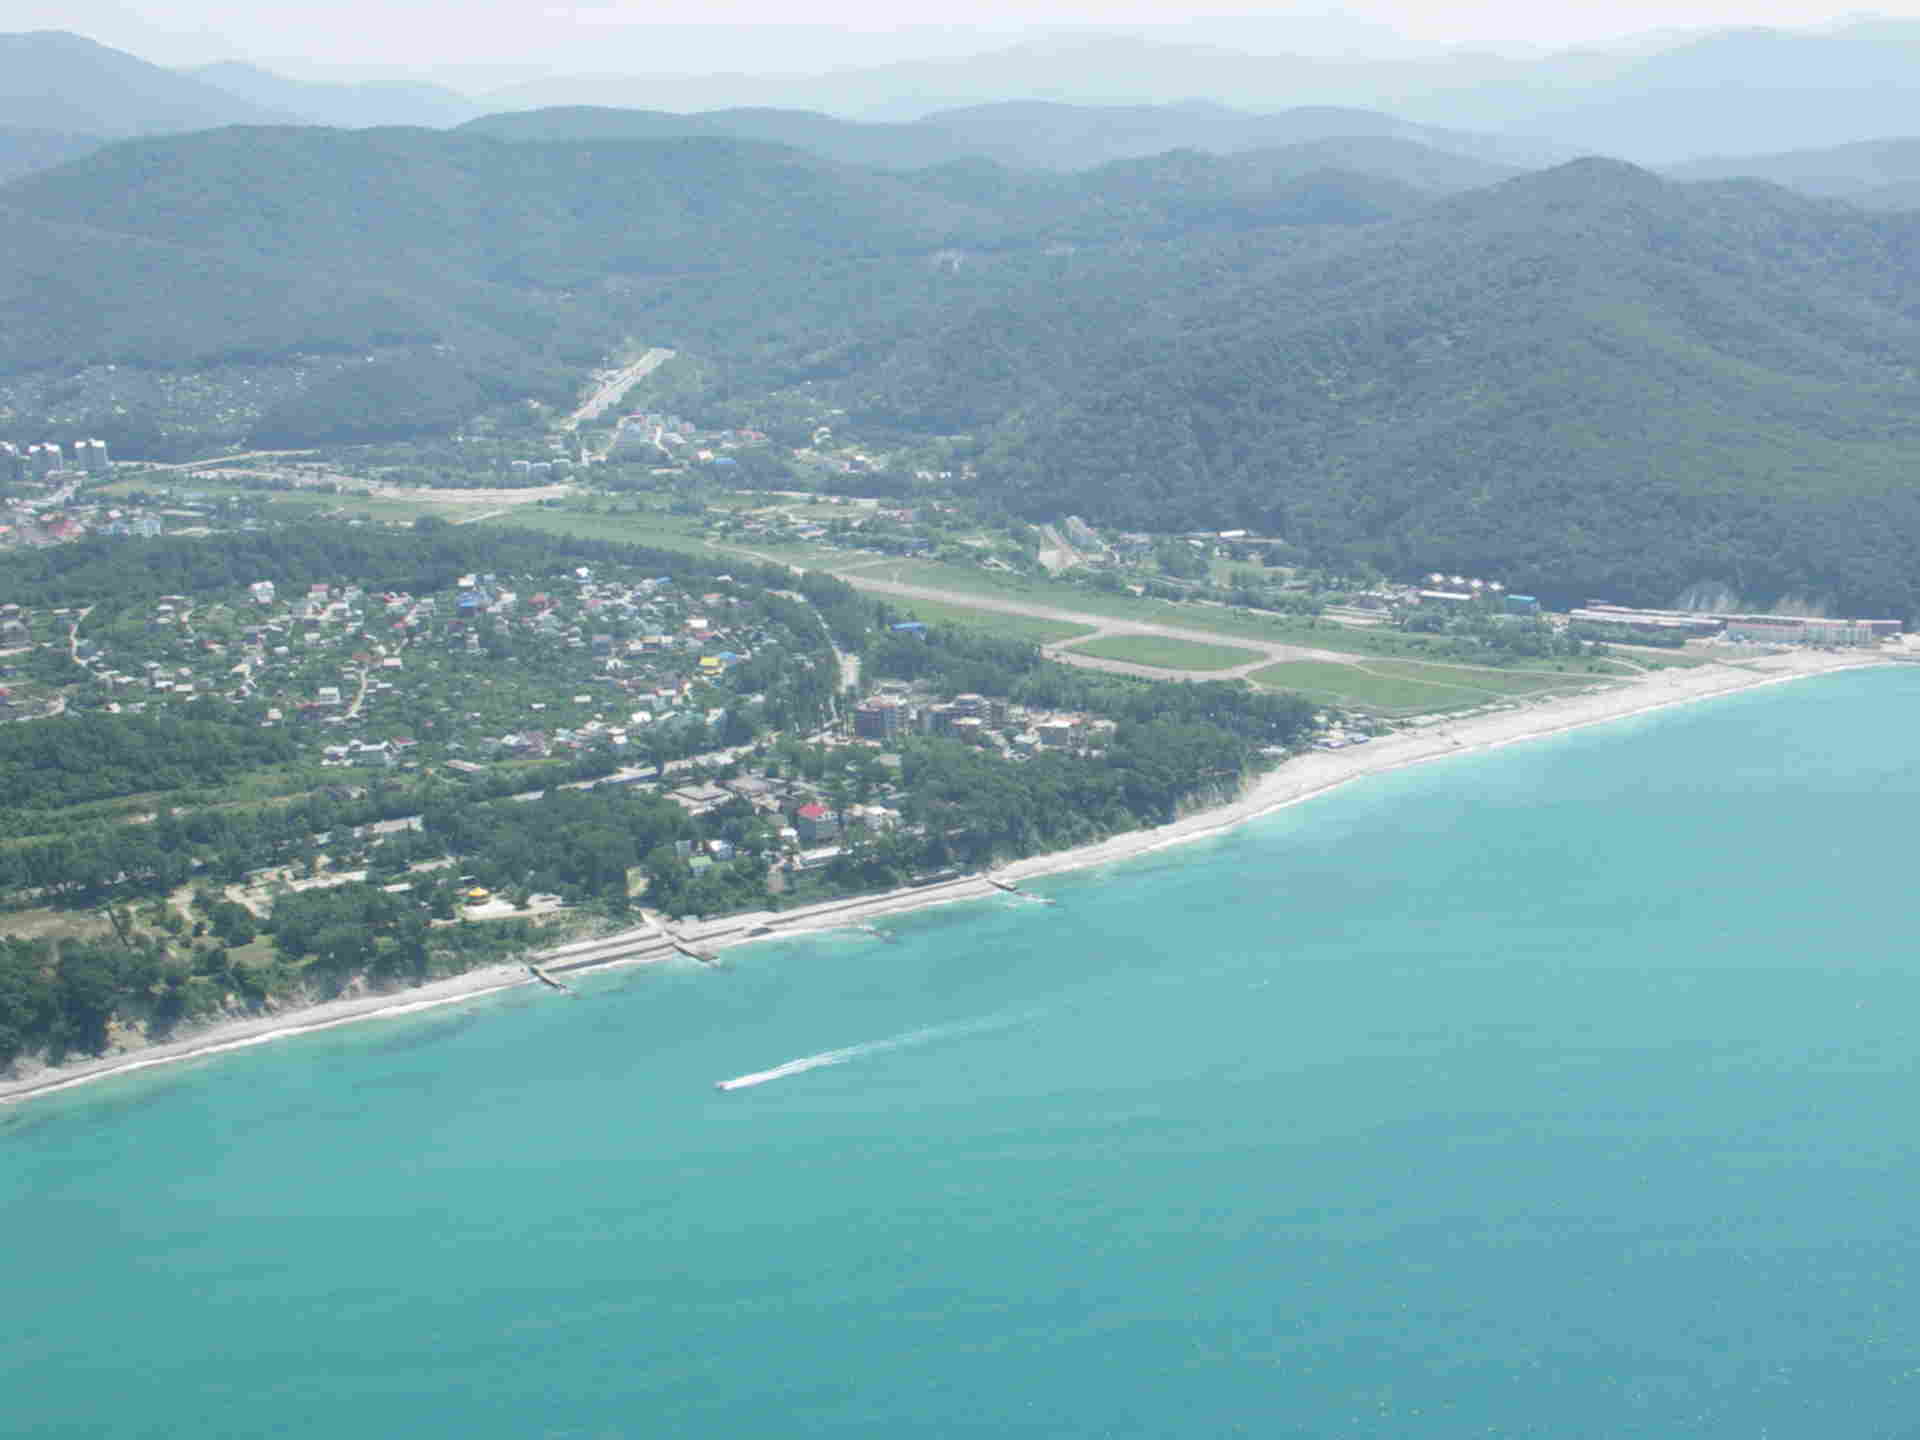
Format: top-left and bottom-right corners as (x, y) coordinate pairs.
(0, 126), (1014, 404)
(2, 127), (1003, 287)
(963, 160), (1920, 616)
(0, 125), (1428, 385)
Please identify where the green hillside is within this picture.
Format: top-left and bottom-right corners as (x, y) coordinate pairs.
(0, 126), (1414, 388)
(2, 127), (1002, 286)
(0, 126), (1018, 435)
(0, 204), (450, 371)
(961, 163), (1920, 615)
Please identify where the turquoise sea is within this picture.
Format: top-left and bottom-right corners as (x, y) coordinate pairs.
(10, 667), (1920, 1437)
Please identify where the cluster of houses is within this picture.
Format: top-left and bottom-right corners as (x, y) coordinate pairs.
(852, 683), (1118, 757)
(38, 561), (809, 774)
(608, 410), (768, 466)
(655, 773), (902, 861)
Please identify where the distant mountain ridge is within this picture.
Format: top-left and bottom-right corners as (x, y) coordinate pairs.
(187, 61), (483, 129)
(0, 31), (294, 135)
(459, 107), (975, 171)
(1667, 138), (1920, 205)
(463, 101), (1543, 182)
(21, 23), (1920, 171)
(466, 20), (1920, 161)
(914, 100), (1565, 171)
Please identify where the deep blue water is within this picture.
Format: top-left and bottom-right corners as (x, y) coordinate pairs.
(9, 666), (1920, 1437)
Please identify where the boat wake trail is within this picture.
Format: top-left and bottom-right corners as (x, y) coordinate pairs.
(714, 1012), (1031, 1092)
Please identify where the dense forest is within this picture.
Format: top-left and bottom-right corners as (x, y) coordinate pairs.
(963, 164), (1920, 616)
(0, 713), (297, 813)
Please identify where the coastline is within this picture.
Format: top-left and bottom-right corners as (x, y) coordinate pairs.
(1, 648), (1887, 1108)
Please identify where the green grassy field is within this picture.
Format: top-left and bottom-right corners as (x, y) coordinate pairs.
(1249, 661), (1509, 713)
(881, 596), (1094, 645)
(1356, 659), (1607, 695)
(1069, 634), (1262, 672)
(481, 503), (706, 549)
(1604, 645), (1709, 669)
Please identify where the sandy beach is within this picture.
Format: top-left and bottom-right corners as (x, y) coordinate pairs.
(1, 647), (1889, 1108)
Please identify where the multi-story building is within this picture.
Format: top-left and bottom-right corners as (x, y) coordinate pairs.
(74, 438), (110, 474)
(1036, 718), (1081, 748)
(1721, 615), (1889, 648)
(854, 696), (909, 740)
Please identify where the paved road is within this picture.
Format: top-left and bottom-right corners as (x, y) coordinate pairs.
(566, 348), (677, 432)
(139, 450), (315, 473)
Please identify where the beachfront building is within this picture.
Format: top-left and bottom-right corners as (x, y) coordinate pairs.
(1721, 615), (1893, 647)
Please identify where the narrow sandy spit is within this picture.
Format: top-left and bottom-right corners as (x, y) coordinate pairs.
(1, 650), (1887, 1108)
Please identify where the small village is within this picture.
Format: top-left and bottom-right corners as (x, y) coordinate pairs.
(46, 563), (809, 770)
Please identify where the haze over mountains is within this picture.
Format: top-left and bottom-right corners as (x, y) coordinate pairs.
(457, 103), (1544, 180)
(12, 21), (1920, 165)
(186, 61), (483, 131)
(10, 23), (1920, 209)
(457, 24), (1920, 157)
(0, 31), (292, 135)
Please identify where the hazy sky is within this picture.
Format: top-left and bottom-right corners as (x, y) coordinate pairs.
(16, 1), (1920, 80)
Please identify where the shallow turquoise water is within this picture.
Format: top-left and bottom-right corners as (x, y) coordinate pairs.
(10, 667), (1920, 1437)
